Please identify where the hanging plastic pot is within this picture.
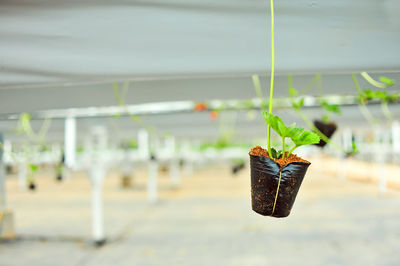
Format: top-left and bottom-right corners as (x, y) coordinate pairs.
(249, 153), (310, 218)
(121, 175), (132, 188)
(28, 181), (36, 191)
(56, 174), (63, 181)
(232, 162), (245, 175)
(313, 120), (337, 147)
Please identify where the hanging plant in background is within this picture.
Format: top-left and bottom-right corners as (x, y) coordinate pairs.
(27, 163), (38, 191)
(288, 74), (341, 148)
(288, 75), (358, 156)
(353, 73), (397, 125)
(248, 0), (320, 218)
(313, 101), (341, 147)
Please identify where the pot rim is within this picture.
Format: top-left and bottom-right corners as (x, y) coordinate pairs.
(249, 154), (311, 167)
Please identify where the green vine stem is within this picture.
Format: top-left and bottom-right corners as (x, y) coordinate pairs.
(299, 74), (321, 95)
(288, 75), (351, 154)
(113, 82), (158, 136)
(381, 101), (393, 122)
(361, 72), (391, 89)
(351, 74), (377, 125)
(267, 0), (275, 158)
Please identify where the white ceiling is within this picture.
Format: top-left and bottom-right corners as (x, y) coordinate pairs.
(1, 0), (399, 88)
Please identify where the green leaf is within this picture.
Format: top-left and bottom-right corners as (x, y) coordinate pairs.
(263, 112), (308, 141)
(289, 87), (298, 97)
(287, 126), (305, 140)
(379, 76), (395, 87)
(270, 148), (282, 159)
(271, 148), (278, 159)
(322, 114), (330, 123)
(362, 89), (375, 100)
(29, 164), (38, 173)
(375, 91), (388, 100)
(262, 112), (287, 137)
(321, 101), (341, 114)
(262, 112), (301, 139)
(291, 130), (320, 147)
(291, 98), (304, 110)
(362, 89), (390, 101)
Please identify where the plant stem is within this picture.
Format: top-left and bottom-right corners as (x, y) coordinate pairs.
(267, 0), (275, 158)
(351, 74), (377, 125)
(288, 145), (298, 157)
(299, 74), (321, 95)
(282, 137), (285, 159)
(360, 72), (388, 89)
(381, 101), (393, 122)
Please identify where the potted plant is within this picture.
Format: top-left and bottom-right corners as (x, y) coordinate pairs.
(313, 101), (341, 147)
(352, 73), (397, 125)
(27, 164), (38, 191)
(249, 0), (320, 218)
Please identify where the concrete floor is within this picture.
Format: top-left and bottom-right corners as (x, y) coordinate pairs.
(1, 160), (400, 266)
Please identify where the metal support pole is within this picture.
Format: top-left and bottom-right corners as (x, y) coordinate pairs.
(166, 136), (180, 188)
(147, 158), (158, 203)
(392, 120), (400, 163)
(338, 128), (352, 181)
(0, 133), (5, 210)
(88, 126), (107, 246)
(64, 116), (77, 169)
(378, 128), (389, 195)
(181, 140), (193, 177)
(18, 163), (27, 190)
(89, 165), (106, 245)
(0, 133), (15, 239)
(138, 129), (149, 160)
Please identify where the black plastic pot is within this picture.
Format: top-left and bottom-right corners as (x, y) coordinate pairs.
(28, 182), (36, 191)
(232, 162), (245, 175)
(313, 120), (337, 147)
(121, 175), (132, 188)
(250, 155), (310, 218)
(56, 174), (63, 181)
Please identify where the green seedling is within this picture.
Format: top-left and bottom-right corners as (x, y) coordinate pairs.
(253, 0), (321, 159)
(320, 100), (341, 123)
(353, 73), (397, 123)
(29, 164), (38, 173)
(321, 101), (341, 114)
(262, 112), (320, 159)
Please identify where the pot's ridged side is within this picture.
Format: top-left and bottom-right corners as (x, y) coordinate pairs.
(250, 155), (310, 218)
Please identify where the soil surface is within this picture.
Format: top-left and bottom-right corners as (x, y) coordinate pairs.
(249, 146), (310, 167)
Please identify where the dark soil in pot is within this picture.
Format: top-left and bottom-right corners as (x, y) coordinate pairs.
(313, 120), (337, 147)
(249, 146), (310, 218)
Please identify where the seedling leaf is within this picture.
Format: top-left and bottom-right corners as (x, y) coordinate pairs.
(379, 76), (395, 87)
(30, 164), (38, 173)
(289, 87), (298, 97)
(291, 130), (320, 147)
(321, 101), (341, 114)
